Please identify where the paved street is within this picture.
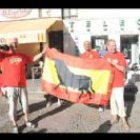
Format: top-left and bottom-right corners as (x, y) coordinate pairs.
(0, 79), (140, 133)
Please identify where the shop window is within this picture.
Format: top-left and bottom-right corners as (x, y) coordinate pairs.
(91, 36), (108, 50)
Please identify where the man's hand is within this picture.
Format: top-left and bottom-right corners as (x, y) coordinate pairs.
(107, 58), (118, 66)
(107, 58), (124, 72)
(107, 58), (113, 65)
(33, 47), (47, 62)
(42, 47), (47, 55)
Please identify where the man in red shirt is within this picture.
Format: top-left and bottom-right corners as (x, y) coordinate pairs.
(80, 41), (100, 59)
(0, 38), (46, 133)
(104, 39), (130, 131)
(80, 41), (105, 111)
(0, 45), (13, 99)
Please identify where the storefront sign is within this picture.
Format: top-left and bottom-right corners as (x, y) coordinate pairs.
(0, 9), (39, 21)
(0, 9), (31, 19)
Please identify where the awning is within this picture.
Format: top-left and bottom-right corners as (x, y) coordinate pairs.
(0, 18), (63, 44)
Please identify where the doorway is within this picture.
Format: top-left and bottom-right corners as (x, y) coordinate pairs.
(48, 30), (63, 52)
(120, 35), (138, 61)
(91, 35), (108, 51)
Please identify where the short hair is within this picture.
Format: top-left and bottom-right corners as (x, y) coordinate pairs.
(83, 40), (91, 46)
(106, 39), (116, 46)
(106, 39), (116, 51)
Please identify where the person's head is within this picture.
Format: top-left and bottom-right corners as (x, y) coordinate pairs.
(83, 41), (92, 51)
(106, 39), (116, 53)
(9, 37), (18, 52)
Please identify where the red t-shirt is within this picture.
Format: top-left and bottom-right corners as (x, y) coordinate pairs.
(0, 71), (1, 95)
(0, 52), (33, 87)
(103, 51), (126, 87)
(0, 52), (4, 93)
(80, 50), (100, 59)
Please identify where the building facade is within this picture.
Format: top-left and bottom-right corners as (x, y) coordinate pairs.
(1, 9), (140, 63)
(63, 9), (140, 63)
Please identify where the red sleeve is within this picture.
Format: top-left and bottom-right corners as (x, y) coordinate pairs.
(20, 53), (33, 64)
(118, 53), (126, 67)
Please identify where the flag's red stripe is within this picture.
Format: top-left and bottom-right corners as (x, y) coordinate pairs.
(41, 80), (111, 106)
(45, 48), (114, 71)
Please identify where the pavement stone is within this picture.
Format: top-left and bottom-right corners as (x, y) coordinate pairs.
(0, 80), (140, 133)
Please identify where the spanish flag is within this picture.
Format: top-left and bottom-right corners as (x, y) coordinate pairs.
(41, 48), (114, 106)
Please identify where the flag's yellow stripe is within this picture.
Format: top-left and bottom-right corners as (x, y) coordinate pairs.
(42, 58), (59, 84)
(42, 58), (111, 95)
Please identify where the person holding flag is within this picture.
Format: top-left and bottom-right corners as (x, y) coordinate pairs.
(0, 38), (46, 133)
(0, 44), (13, 99)
(80, 40), (100, 59)
(80, 40), (104, 112)
(104, 39), (130, 131)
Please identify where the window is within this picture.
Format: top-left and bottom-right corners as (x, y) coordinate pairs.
(63, 9), (78, 19)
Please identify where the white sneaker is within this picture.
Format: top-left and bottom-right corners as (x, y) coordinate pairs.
(46, 102), (51, 107)
(57, 99), (61, 107)
(12, 125), (19, 133)
(25, 121), (35, 128)
(98, 107), (104, 112)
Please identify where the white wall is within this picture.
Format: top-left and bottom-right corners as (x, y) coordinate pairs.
(63, 32), (76, 55)
(41, 9), (61, 18)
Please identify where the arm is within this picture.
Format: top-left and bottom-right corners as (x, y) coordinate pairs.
(107, 59), (125, 72)
(112, 63), (125, 72)
(0, 49), (12, 54)
(108, 53), (126, 72)
(33, 47), (46, 62)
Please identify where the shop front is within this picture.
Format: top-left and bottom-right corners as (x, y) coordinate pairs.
(0, 18), (63, 57)
(0, 18), (63, 79)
